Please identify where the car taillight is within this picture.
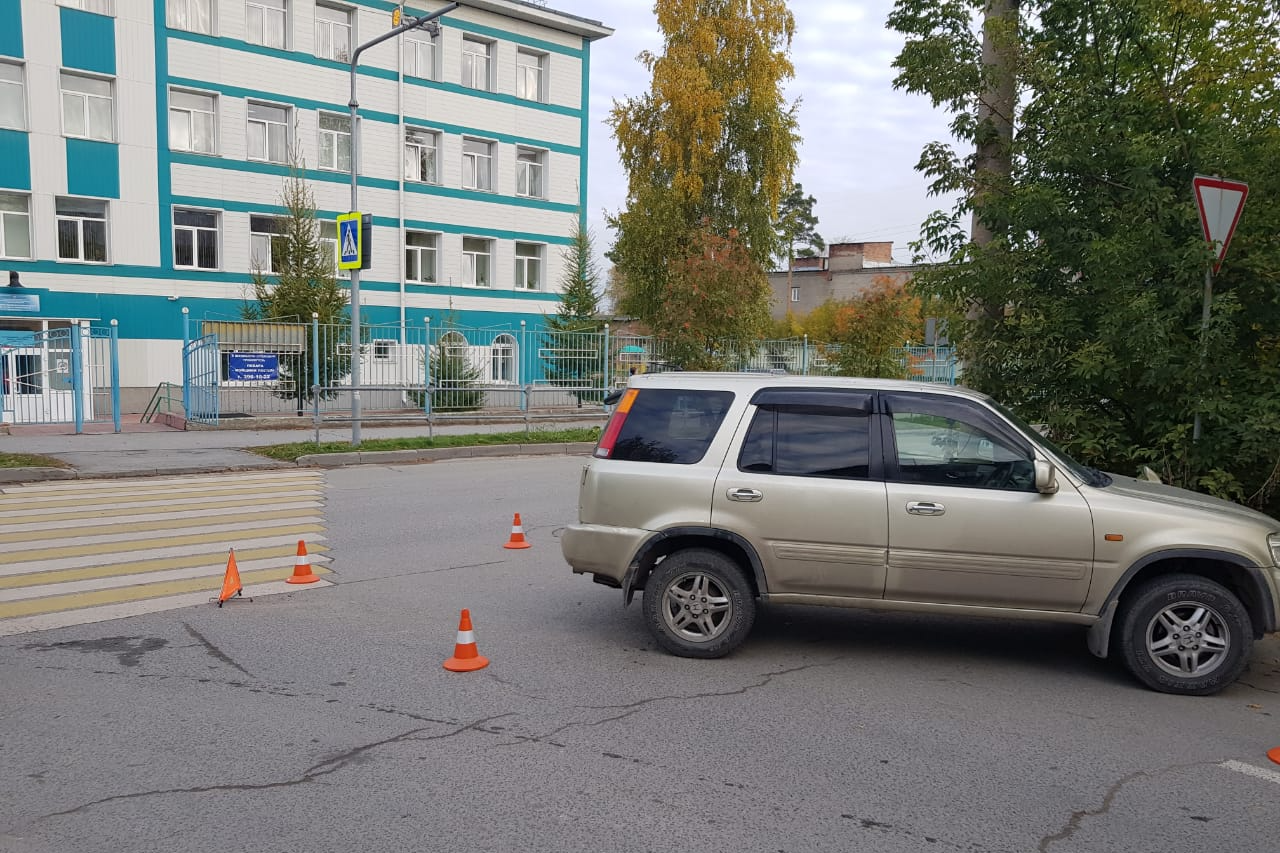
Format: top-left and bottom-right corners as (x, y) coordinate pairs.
(595, 388), (638, 458)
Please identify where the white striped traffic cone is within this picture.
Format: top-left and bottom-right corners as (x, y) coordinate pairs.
(503, 513), (531, 550)
(443, 609), (489, 672)
(286, 539), (320, 584)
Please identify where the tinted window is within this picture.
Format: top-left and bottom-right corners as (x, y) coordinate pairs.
(739, 407), (871, 479)
(889, 401), (1035, 491)
(611, 389), (734, 464)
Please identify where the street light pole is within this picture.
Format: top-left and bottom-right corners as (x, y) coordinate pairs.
(347, 3), (458, 446)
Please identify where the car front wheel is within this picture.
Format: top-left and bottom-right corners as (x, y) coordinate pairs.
(1116, 573), (1253, 696)
(642, 548), (756, 659)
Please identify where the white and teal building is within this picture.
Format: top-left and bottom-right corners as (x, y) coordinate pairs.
(0, 0), (610, 411)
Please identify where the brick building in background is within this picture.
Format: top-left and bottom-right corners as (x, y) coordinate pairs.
(767, 241), (922, 321)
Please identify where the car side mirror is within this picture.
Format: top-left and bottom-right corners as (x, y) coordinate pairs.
(1034, 460), (1059, 495)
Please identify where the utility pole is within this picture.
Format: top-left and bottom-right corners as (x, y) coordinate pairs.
(347, 3), (458, 446)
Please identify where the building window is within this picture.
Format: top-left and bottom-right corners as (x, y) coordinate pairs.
(58, 0), (114, 14)
(404, 127), (438, 183)
(491, 334), (516, 384)
(173, 208), (219, 269)
(516, 49), (545, 101)
(246, 0), (287, 49)
(0, 193), (32, 259)
(403, 33), (437, 79)
(515, 147), (544, 198)
(168, 89), (217, 154)
(461, 37), (491, 90)
(514, 242), (542, 290)
(0, 62), (27, 131)
(56, 198), (108, 263)
(247, 101), (289, 163)
(462, 137), (493, 191)
(314, 3), (352, 62)
(317, 222), (350, 279)
(318, 112), (351, 171)
(60, 72), (114, 141)
(249, 215), (286, 272)
(405, 231), (438, 283)
(166, 0), (212, 33)
(462, 237), (491, 287)
(791, 286), (800, 302)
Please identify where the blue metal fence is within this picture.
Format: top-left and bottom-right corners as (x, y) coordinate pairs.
(1, 322), (121, 432)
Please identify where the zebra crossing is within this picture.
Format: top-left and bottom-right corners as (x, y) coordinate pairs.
(0, 470), (333, 636)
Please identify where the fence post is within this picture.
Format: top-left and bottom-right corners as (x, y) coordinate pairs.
(311, 312), (320, 406)
(181, 307), (191, 419)
(422, 317), (431, 415)
(109, 320), (121, 433)
(69, 324), (84, 434)
(519, 320), (528, 411)
(603, 323), (611, 393)
(802, 335), (809, 375)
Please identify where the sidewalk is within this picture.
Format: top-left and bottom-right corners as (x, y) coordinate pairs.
(0, 416), (604, 482)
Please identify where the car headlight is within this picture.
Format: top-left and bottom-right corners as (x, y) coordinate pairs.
(1270, 533), (1280, 566)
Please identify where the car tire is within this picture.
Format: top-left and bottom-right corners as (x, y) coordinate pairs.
(1115, 573), (1252, 696)
(642, 548), (756, 659)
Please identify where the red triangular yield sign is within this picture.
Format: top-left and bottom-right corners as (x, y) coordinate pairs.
(1193, 175), (1249, 273)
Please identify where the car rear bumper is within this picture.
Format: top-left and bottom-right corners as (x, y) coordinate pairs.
(561, 523), (650, 584)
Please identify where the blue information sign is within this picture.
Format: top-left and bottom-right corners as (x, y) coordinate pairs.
(227, 352), (280, 381)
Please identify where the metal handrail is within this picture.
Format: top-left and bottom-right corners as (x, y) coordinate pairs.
(141, 381), (182, 423)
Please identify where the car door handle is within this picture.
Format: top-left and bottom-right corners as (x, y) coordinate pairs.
(727, 488), (763, 502)
(906, 501), (945, 516)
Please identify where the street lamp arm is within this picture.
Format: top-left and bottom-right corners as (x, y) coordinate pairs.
(348, 3), (460, 107)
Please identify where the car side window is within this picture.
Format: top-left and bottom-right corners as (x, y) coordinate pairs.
(888, 398), (1036, 491)
(739, 406), (871, 479)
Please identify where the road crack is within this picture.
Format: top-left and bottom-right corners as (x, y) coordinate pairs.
(183, 623), (251, 677)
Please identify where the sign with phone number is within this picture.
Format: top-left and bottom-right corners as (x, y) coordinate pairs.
(227, 352), (280, 381)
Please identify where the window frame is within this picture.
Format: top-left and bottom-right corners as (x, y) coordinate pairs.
(249, 214), (288, 273)
(314, 2), (353, 63)
(55, 197), (109, 264)
(461, 137), (494, 192)
(246, 100), (291, 164)
(491, 333), (517, 384)
(403, 126), (439, 184)
(516, 48), (546, 102)
(317, 221), (351, 279)
(461, 236), (492, 287)
(245, 0), (288, 50)
(59, 71), (115, 142)
(515, 146), (546, 199)
(57, 0), (114, 15)
(461, 36), (492, 91)
(790, 286), (800, 303)
(168, 87), (218, 154)
(0, 192), (32, 260)
(0, 60), (28, 132)
(166, 0), (213, 34)
(403, 31), (438, 80)
(514, 241), (543, 291)
(317, 111), (352, 172)
(172, 207), (221, 270)
(404, 230), (439, 284)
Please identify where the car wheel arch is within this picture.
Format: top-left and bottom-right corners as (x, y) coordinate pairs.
(623, 528), (767, 606)
(1091, 548), (1276, 658)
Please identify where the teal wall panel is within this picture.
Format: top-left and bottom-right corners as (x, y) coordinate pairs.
(0, 0), (22, 58)
(60, 7), (116, 75)
(66, 138), (120, 198)
(0, 128), (30, 189)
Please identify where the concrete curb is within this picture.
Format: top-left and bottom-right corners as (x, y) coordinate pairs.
(0, 442), (597, 483)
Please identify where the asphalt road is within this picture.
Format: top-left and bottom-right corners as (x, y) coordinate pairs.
(2, 456), (1278, 853)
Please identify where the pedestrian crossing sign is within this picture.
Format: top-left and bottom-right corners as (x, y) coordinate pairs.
(336, 212), (363, 270)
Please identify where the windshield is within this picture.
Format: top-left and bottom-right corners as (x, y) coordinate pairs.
(988, 400), (1111, 487)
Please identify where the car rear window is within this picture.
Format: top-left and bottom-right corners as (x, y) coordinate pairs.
(607, 389), (735, 464)
(738, 406), (872, 479)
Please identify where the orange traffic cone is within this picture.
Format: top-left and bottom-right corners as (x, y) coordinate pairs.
(217, 549), (243, 607)
(1268, 747), (1280, 766)
(286, 539), (320, 584)
(443, 609), (490, 672)
(503, 513), (531, 550)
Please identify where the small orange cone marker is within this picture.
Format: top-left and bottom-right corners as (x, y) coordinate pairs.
(443, 609), (489, 672)
(503, 513), (531, 550)
(286, 539), (320, 584)
(1268, 747), (1280, 766)
(217, 549), (244, 607)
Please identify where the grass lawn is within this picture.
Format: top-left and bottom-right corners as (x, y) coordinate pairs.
(251, 426), (603, 462)
(0, 453), (71, 469)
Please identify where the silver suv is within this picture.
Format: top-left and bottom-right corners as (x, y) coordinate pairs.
(561, 373), (1280, 695)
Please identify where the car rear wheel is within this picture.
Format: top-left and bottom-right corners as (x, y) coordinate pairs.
(1116, 574), (1252, 696)
(642, 548), (755, 659)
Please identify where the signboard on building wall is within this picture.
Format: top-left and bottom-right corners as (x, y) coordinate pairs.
(0, 293), (40, 312)
(227, 353), (280, 381)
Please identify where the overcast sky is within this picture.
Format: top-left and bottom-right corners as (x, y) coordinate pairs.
(547, 0), (964, 265)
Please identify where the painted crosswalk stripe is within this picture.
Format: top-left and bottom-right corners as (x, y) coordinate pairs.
(0, 471), (332, 633)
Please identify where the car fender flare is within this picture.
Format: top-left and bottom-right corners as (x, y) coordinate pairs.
(622, 527), (768, 606)
(1088, 548), (1276, 658)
